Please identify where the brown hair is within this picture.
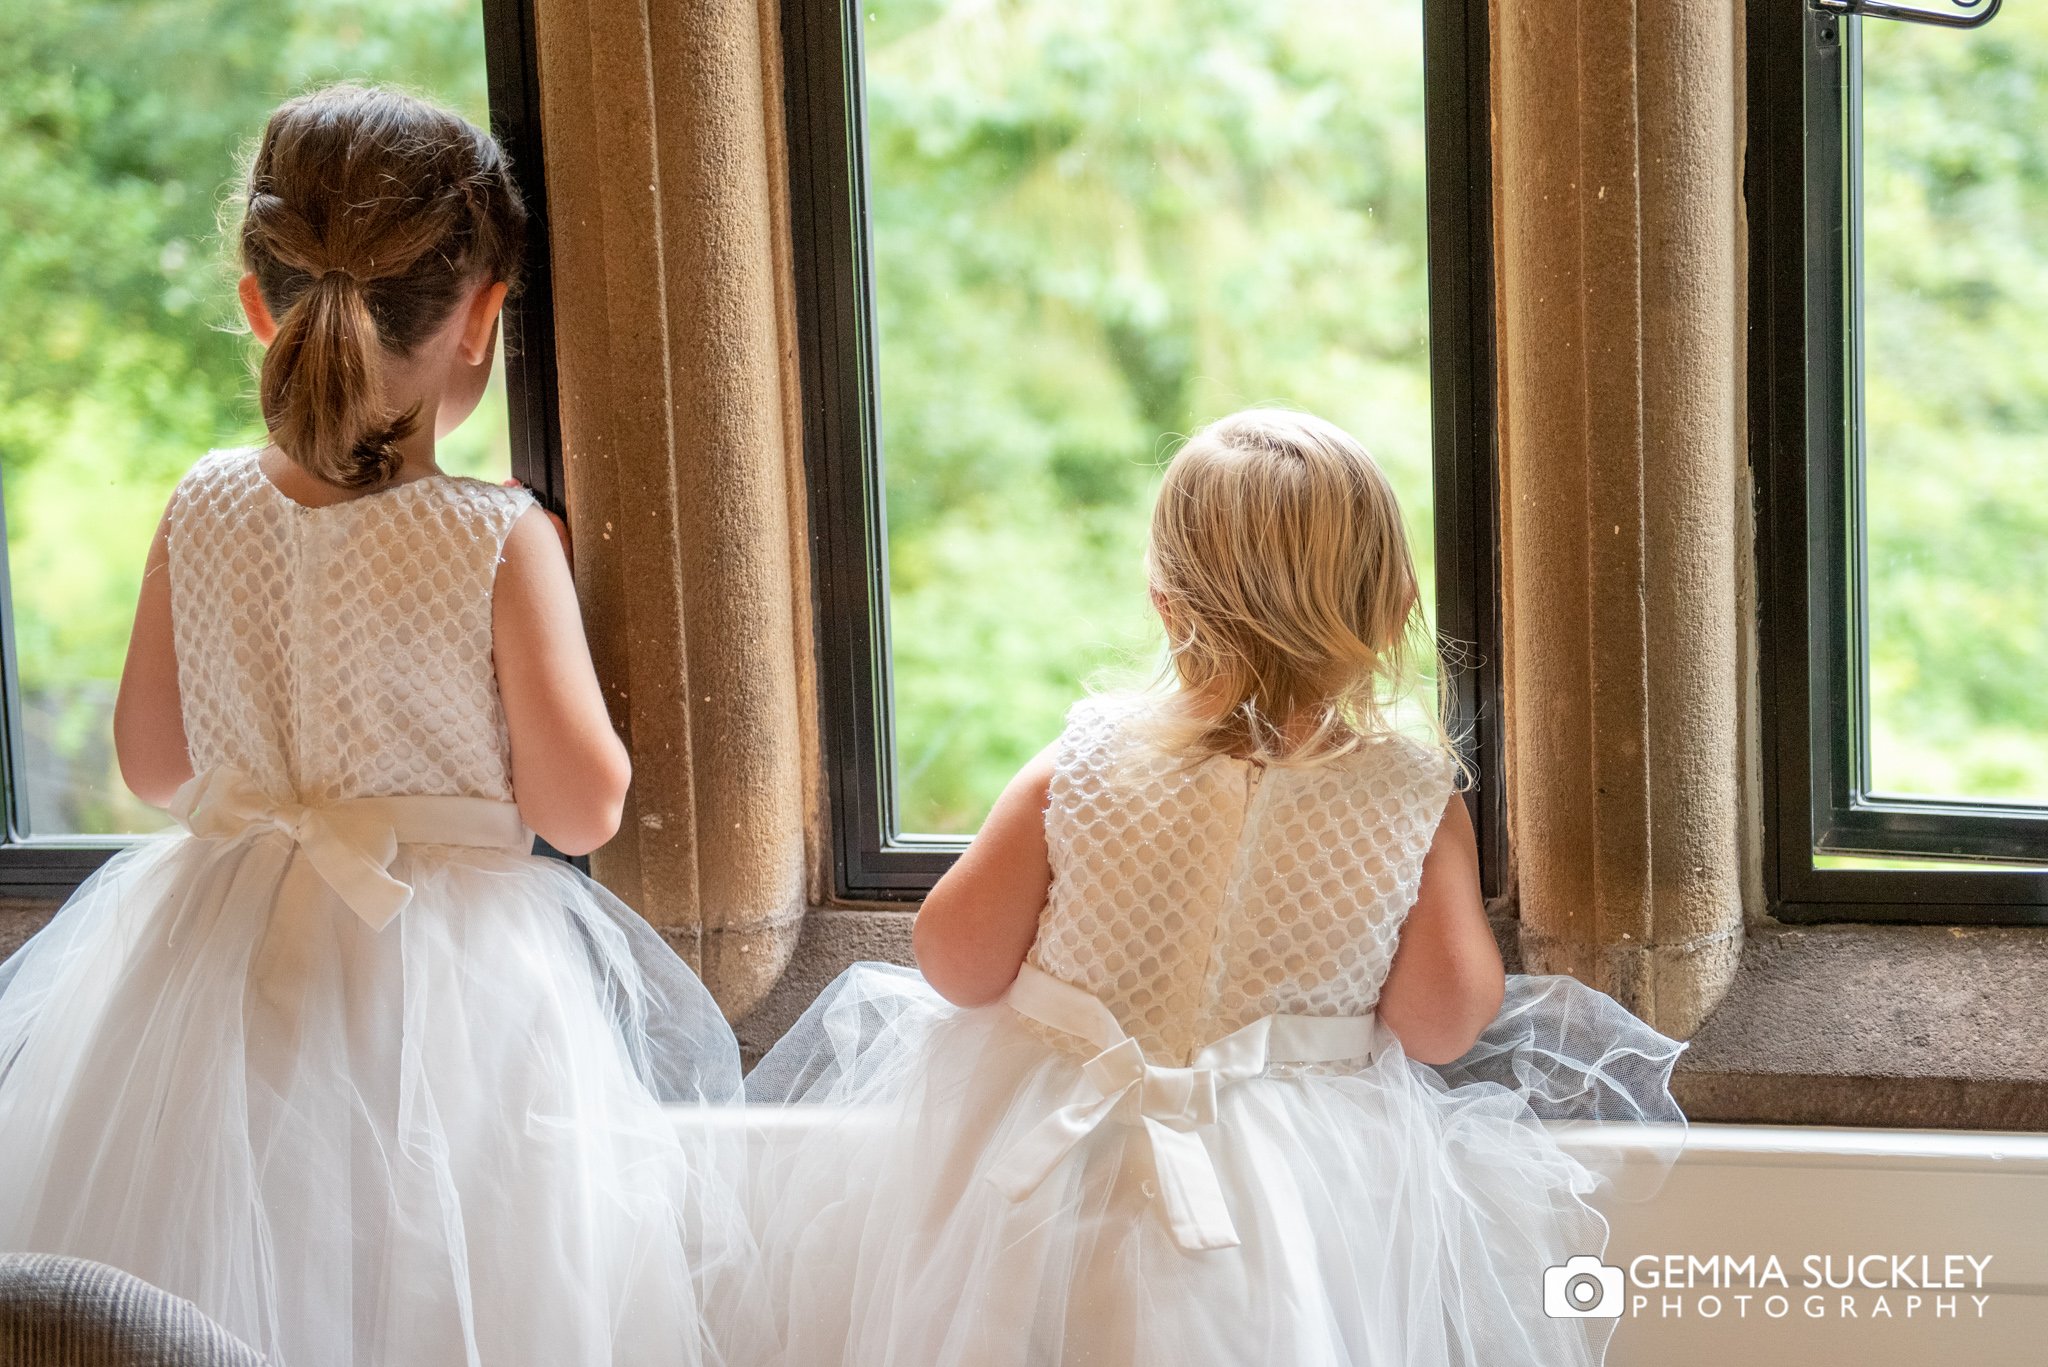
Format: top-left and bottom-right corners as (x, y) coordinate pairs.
(238, 84), (527, 489)
(1141, 407), (1457, 770)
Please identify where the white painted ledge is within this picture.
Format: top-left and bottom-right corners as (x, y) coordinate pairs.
(675, 1109), (2048, 1366)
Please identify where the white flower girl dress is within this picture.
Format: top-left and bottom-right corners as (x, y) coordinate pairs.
(748, 694), (1685, 1367)
(0, 447), (767, 1367)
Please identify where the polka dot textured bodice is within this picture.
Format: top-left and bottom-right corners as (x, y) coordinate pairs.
(166, 447), (533, 805)
(1028, 695), (1459, 1066)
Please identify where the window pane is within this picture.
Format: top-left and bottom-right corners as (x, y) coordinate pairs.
(866, 0), (1436, 835)
(0, 1), (508, 838)
(1860, 14), (2048, 806)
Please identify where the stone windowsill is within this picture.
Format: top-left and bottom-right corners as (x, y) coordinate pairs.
(11, 895), (2045, 1130)
(1673, 922), (2048, 1130)
(739, 910), (2048, 1132)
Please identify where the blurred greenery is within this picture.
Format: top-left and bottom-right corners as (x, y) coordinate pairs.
(2, 2), (2042, 843)
(0, 0), (507, 835)
(867, 2), (2048, 832)
(866, 0), (1436, 832)
(1861, 13), (2048, 806)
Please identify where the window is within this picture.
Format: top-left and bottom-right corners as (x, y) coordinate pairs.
(1751, 0), (2048, 921)
(0, 0), (561, 895)
(784, 0), (1502, 899)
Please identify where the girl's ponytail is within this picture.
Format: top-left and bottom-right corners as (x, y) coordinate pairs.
(238, 85), (527, 490)
(257, 264), (408, 489)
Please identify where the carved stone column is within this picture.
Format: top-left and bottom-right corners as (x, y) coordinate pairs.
(534, 0), (811, 1016)
(1493, 0), (1746, 1033)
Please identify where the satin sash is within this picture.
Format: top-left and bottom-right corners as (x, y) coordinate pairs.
(168, 766), (530, 931)
(988, 962), (1381, 1252)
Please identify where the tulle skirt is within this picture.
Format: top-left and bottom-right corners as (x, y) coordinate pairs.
(0, 831), (772, 1367)
(746, 963), (1685, 1367)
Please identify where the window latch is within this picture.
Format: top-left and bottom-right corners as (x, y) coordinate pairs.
(1810, 0), (2001, 29)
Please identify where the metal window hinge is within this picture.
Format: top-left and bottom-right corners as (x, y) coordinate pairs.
(1810, 0), (2001, 29)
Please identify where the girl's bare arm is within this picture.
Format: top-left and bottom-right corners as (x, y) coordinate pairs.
(113, 510), (192, 807)
(492, 507), (632, 855)
(1375, 794), (1507, 1065)
(913, 744), (1058, 1006)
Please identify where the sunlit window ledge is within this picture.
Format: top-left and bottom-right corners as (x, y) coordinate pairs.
(703, 1086), (2048, 1160)
(675, 1106), (2048, 1178)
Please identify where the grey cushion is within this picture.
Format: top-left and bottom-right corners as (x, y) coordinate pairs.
(0, 1254), (263, 1367)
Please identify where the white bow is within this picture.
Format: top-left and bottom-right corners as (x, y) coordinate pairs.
(988, 963), (1381, 1252)
(168, 767), (530, 931)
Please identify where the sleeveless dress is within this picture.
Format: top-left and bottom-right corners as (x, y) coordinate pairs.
(747, 694), (1686, 1367)
(0, 447), (770, 1367)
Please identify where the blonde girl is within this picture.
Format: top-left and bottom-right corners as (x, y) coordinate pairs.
(749, 406), (1684, 1367)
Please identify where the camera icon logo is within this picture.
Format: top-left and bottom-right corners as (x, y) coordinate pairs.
(1544, 1255), (1624, 1319)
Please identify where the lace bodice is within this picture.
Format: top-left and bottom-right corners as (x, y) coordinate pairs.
(1028, 695), (1459, 1066)
(166, 446), (533, 805)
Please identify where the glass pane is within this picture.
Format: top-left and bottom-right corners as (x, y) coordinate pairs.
(1859, 14), (2048, 806)
(865, 0), (1437, 834)
(0, 1), (509, 838)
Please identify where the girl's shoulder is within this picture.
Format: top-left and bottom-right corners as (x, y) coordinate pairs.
(426, 471), (535, 511)
(165, 446), (268, 534)
(1048, 692), (1190, 801)
(170, 444), (264, 498)
(413, 472), (536, 533)
(362, 475), (537, 572)
(1061, 690), (1150, 733)
(1323, 731), (1463, 821)
(1054, 691), (1153, 761)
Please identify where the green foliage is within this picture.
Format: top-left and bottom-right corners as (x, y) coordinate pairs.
(1861, 14), (2048, 803)
(867, 0), (1437, 832)
(2, 0), (2042, 842)
(869, 2), (2048, 832)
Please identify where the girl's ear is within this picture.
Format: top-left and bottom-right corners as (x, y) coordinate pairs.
(238, 274), (278, 345)
(459, 281), (510, 367)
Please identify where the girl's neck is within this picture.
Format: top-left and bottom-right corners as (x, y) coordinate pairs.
(258, 348), (450, 506)
(1178, 679), (1333, 762)
(256, 441), (442, 509)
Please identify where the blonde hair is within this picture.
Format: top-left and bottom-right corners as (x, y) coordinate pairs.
(1140, 406), (1457, 770)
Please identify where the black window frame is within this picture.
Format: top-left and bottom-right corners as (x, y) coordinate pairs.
(1749, 0), (2048, 924)
(783, 0), (1506, 902)
(0, 0), (565, 900)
